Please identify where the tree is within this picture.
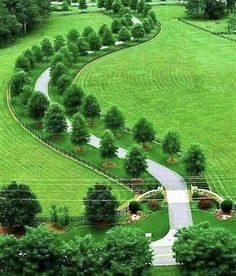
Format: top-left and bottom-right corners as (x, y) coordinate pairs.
(104, 0), (113, 10)
(131, 23), (145, 39)
(23, 48), (36, 69)
(125, 145), (147, 178)
(184, 144), (206, 176)
(10, 70), (31, 96)
(205, 0), (226, 19)
(63, 84), (84, 113)
(71, 112), (90, 150)
(79, 0), (88, 11)
(97, 0), (105, 8)
(128, 201), (140, 213)
(133, 117), (155, 148)
(50, 61), (67, 85)
(162, 130), (181, 162)
(130, 0), (138, 10)
(143, 3), (152, 16)
(112, 0), (122, 13)
(88, 32), (102, 51)
(186, 0), (206, 19)
(104, 106), (125, 133)
(228, 14), (236, 33)
(0, 181), (42, 230)
(82, 94), (101, 124)
(82, 26), (95, 38)
(41, 37), (53, 59)
(226, 0), (236, 13)
(100, 130), (118, 164)
(137, 0), (145, 13)
(121, 0), (129, 7)
(99, 24), (109, 37)
(102, 27), (115, 46)
(118, 26), (131, 41)
(76, 37), (89, 55)
(173, 223), (236, 275)
(84, 184), (119, 223)
(143, 18), (152, 33)
(59, 46), (74, 65)
(45, 103), (67, 134)
(15, 55), (31, 71)
(103, 227), (153, 274)
(111, 18), (122, 34)
(28, 91), (49, 118)
(20, 85), (33, 106)
(221, 199), (233, 213)
(54, 35), (65, 52)
(148, 10), (157, 23)
(67, 29), (80, 43)
(56, 74), (71, 93)
(50, 205), (70, 227)
(31, 44), (43, 62)
(62, 0), (70, 11)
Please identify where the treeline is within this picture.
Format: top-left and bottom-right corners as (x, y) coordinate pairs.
(0, 0), (51, 46)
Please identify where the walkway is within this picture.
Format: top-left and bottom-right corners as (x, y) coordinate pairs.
(35, 65), (192, 266)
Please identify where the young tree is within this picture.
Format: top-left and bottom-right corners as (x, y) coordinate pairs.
(0, 181), (42, 230)
(50, 205), (70, 227)
(31, 44), (43, 62)
(205, 0), (226, 19)
(76, 37), (89, 55)
(67, 29), (80, 43)
(142, 18), (152, 33)
(143, 3), (152, 16)
(118, 26), (131, 41)
(148, 10), (157, 24)
(100, 130), (118, 164)
(50, 61), (67, 85)
(131, 23), (145, 39)
(79, 0), (88, 11)
(102, 27), (115, 46)
(112, 0), (122, 13)
(59, 46), (74, 65)
(99, 24), (109, 37)
(88, 32), (102, 51)
(20, 85), (33, 106)
(62, 0), (70, 11)
(56, 74), (71, 93)
(41, 37), (54, 59)
(10, 70), (31, 96)
(133, 117), (155, 148)
(125, 145), (147, 178)
(111, 18), (122, 34)
(186, 0), (206, 19)
(63, 84), (85, 113)
(71, 112), (90, 150)
(173, 223), (236, 275)
(54, 35), (65, 52)
(137, 0), (145, 13)
(28, 91), (49, 119)
(82, 26), (95, 38)
(228, 14), (236, 33)
(84, 184), (119, 223)
(23, 48), (36, 69)
(104, 0), (113, 10)
(121, 0), (129, 7)
(104, 106), (125, 134)
(97, 0), (105, 8)
(103, 227), (153, 274)
(130, 0), (138, 10)
(15, 55), (31, 71)
(162, 130), (181, 162)
(226, 0), (236, 13)
(183, 144), (206, 176)
(82, 94), (101, 124)
(45, 103), (67, 134)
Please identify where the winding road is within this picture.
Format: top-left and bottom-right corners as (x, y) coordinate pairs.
(35, 66), (192, 265)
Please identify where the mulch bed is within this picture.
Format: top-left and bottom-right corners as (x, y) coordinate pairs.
(47, 223), (65, 233)
(0, 227), (25, 238)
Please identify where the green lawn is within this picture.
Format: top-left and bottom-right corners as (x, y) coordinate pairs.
(60, 210), (169, 242)
(0, 12), (134, 216)
(77, 6), (236, 199)
(192, 209), (236, 234)
(151, 266), (182, 276)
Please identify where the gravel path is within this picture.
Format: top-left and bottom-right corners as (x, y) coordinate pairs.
(35, 60), (192, 265)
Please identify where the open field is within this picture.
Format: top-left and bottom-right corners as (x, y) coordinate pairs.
(0, 12), (133, 216)
(77, 6), (236, 199)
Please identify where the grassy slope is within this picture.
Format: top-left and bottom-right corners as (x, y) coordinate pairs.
(0, 13), (133, 216)
(77, 6), (236, 198)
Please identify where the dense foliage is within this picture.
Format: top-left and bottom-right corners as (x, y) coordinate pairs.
(0, 0), (51, 45)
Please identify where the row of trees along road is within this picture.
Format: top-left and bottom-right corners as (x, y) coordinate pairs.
(0, 0), (51, 45)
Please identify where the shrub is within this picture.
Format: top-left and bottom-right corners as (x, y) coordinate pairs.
(10, 70), (31, 96)
(83, 26), (95, 38)
(198, 197), (213, 210)
(221, 199), (233, 213)
(76, 37), (89, 56)
(88, 32), (102, 51)
(129, 201), (140, 213)
(111, 18), (122, 34)
(28, 91), (49, 119)
(15, 55), (31, 71)
(67, 29), (80, 43)
(50, 62), (67, 85)
(118, 26), (131, 41)
(56, 74), (71, 93)
(131, 23), (145, 39)
(20, 85), (33, 106)
(50, 205), (70, 228)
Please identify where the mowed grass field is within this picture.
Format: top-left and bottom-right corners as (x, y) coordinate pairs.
(0, 13), (133, 216)
(77, 6), (236, 199)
